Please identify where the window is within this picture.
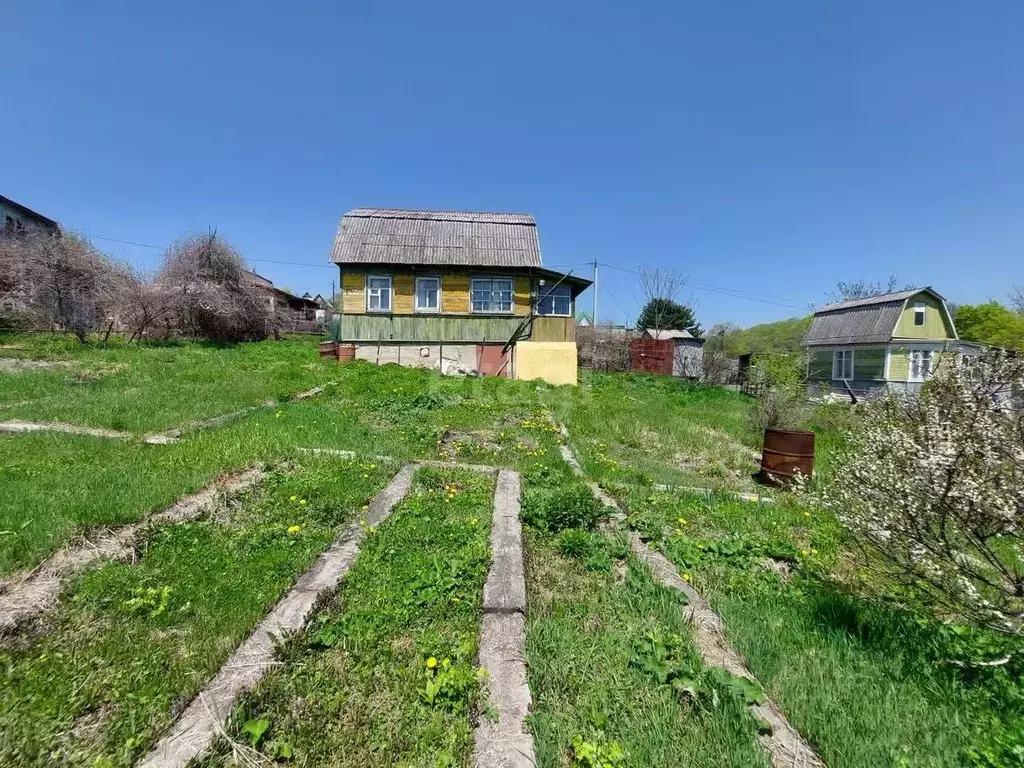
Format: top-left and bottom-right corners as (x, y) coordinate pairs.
(536, 283), (571, 316)
(910, 349), (933, 382)
(415, 276), (440, 312)
(471, 277), (513, 313)
(366, 275), (392, 312)
(832, 349), (854, 380)
(913, 302), (926, 326)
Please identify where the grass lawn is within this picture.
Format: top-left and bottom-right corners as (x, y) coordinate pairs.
(0, 356), (565, 576)
(0, 456), (396, 767)
(619, 488), (1024, 766)
(0, 333), (341, 433)
(546, 371), (763, 492)
(4, 336), (1022, 768)
(524, 524), (769, 768)
(201, 467), (495, 767)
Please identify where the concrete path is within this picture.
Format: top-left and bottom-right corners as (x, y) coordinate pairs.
(137, 463), (416, 768)
(475, 469), (536, 768)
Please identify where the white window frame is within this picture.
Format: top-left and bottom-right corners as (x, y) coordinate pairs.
(366, 274), (392, 313)
(909, 347), (933, 382)
(832, 348), (854, 380)
(913, 301), (926, 327)
(536, 283), (572, 317)
(470, 276), (514, 314)
(414, 275), (441, 313)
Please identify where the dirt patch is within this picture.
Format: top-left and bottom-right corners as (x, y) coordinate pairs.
(438, 429), (502, 460)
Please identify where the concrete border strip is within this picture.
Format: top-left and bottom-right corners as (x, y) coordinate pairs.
(0, 468), (264, 633)
(0, 383), (335, 446)
(0, 419), (135, 441)
(551, 419), (824, 768)
(137, 462), (416, 768)
(630, 536), (825, 767)
(652, 483), (774, 505)
(475, 469), (536, 768)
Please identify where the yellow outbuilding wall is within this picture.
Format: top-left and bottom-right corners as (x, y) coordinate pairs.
(514, 341), (578, 386)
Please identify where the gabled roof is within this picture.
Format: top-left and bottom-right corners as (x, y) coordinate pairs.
(803, 287), (951, 347)
(330, 208), (542, 268)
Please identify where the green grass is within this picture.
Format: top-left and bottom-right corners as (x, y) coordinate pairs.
(524, 524), (769, 768)
(623, 489), (1024, 766)
(0, 334), (345, 433)
(0, 456), (395, 767)
(546, 371), (762, 492)
(0, 357), (567, 576)
(201, 467), (494, 767)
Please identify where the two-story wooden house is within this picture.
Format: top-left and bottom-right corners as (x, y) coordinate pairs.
(803, 287), (978, 394)
(329, 208), (591, 384)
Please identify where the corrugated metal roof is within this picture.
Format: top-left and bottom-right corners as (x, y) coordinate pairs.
(804, 287), (951, 346)
(646, 328), (695, 340)
(815, 287), (938, 313)
(330, 208), (542, 268)
(804, 301), (904, 346)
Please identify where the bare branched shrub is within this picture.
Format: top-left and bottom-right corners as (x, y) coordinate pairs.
(821, 352), (1024, 635)
(156, 231), (270, 342)
(700, 325), (738, 384)
(577, 326), (633, 371)
(0, 230), (130, 341)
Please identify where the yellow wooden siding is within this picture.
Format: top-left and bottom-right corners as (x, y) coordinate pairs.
(894, 294), (955, 340)
(393, 274), (414, 314)
(342, 273), (365, 314)
(531, 316), (575, 342)
(442, 275), (470, 314)
(514, 277), (531, 317)
(515, 341), (578, 386)
(888, 346), (909, 380)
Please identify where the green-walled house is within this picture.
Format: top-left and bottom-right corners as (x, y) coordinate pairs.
(803, 287), (978, 394)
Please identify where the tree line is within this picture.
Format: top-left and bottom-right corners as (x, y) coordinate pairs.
(0, 228), (273, 343)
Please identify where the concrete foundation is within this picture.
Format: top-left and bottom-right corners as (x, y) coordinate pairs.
(354, 342), (483, 374)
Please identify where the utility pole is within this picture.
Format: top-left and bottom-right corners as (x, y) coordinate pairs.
(591, 259), (599, 326)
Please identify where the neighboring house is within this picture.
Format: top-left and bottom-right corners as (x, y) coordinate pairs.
(0, 195), (59, 237)
(804, 287), (973, 394)
(248, 271), (325, 329)
(644, 328), (705, 378)
(329, 208), (591, 384)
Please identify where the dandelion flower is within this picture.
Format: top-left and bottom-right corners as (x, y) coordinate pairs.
(287, 525), (302, 535)
(299, 499), (307, 505)
(426, 657), (438, 669)
(290, 495), (298, 502)
(677, 517), (688, 525)
(683, 573), (690, 581)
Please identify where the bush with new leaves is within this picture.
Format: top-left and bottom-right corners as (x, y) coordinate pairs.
(822, 352), (1024, 635)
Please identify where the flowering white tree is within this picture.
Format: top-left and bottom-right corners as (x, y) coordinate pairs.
(823, 352), (1024, 635)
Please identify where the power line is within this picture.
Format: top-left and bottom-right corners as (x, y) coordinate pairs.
(597, 262), (808, 310)
(90, 234), (336, 269)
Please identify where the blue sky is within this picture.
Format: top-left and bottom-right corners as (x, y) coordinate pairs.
(4, 1), (1022, 328)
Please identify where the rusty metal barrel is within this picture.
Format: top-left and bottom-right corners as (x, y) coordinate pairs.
(319, 341), (339, 359)
(337, 344), (356, 363)
(757, 428), (815, 486)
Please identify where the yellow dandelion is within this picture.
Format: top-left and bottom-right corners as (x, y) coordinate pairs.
(426, 657), (438, 669)
(803, 511), (811, 518)
(290, 495), (297, 501)
(677, 517), (688, 525)
(287, 525), (302, 535)
(299, 499), (307, 505)
(683, 573), (690, 581)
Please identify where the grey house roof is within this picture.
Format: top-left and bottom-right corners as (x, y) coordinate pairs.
(330, 208), (542, 268)
(646, 328), (696, 340)
(803, 287), (950, 347)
